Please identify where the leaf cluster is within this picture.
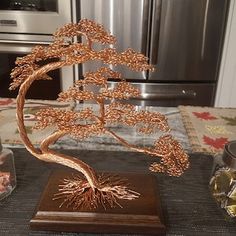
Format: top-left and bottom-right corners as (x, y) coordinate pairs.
(149, 135), (189, 177)
(53, 19), (116, 45)
(34, 107), (104, 139)
(57, 67), (140, 102)
(105, 102), (169, 133)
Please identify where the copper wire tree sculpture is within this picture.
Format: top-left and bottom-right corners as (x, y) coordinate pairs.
(10, 19), (189, 209)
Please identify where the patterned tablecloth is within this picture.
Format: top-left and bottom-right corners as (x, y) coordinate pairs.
(0, 98), (71, 145)
(179, 105), (236, 154)
(3, 97), (235, 155)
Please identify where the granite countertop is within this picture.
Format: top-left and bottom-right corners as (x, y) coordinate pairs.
(55, 105), (191, 153)
(2, 102), (191, 153)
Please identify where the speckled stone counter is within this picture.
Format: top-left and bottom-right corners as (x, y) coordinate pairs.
(3, 103), (191, 153)
(71, 105), (191, 152)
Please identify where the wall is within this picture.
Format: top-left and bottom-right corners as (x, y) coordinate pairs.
(215, 0), (236, 108)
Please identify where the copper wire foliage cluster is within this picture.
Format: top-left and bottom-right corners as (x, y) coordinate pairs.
(10, 19), (189, 209)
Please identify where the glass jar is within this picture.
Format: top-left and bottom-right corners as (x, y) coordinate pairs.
(209, 140), (236, 217)
(0, 138), (16, 200)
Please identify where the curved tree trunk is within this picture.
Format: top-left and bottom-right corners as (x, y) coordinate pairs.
(16, 61), (101, 190)
(40, 131), (100, 189)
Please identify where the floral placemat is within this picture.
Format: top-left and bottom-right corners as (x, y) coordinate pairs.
(0, 98), (71, 145)
(179, 105), (236, 154)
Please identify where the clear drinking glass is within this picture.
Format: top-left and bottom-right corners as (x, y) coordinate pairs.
(0, 138), (16, 200)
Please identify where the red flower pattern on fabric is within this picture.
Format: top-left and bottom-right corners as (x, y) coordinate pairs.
(192, 112), (217, 120)
(203, 135), (228, 150)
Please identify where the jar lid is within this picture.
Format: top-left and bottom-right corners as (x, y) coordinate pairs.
(222, 140), (236, 169)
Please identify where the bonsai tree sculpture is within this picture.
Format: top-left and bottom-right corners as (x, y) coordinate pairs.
(10, 19), (189, 209)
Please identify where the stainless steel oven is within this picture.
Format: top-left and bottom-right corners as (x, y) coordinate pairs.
(0, 0), (72, 36)
(0, 40), (74, 100)
(0, 0), (74, 100)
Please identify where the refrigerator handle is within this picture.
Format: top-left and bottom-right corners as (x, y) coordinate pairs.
(141, 0), (152, 55)
(150, 0), (162, 65)
(201, 0), (210, 59)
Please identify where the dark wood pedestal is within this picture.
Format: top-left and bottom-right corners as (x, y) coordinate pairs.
(30, 171), (166, 235)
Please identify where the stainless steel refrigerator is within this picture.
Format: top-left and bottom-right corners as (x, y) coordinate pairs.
(78, 0), (229, 106)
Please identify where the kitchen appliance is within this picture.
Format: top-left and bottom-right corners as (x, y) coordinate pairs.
(0, 41), (74, 100)
(0, 0), (74, 100)
(0, 0), (71, 38)
(78, 0), (229, 106)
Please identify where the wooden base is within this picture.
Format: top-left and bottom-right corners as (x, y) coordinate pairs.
(30, 171), (166, 235)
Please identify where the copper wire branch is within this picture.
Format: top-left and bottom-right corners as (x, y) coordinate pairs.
(10, 19), (189, 209)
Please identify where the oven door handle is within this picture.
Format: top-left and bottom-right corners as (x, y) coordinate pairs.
(0, 39), (51, 53)
(132, 90), (197, 100)
(0, 39), (51, 45)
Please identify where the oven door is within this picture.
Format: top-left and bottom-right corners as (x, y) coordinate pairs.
(0, 0), (72, 35)
(0, 40), (74, 100)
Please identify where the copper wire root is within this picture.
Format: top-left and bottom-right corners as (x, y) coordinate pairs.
(53, 174), (140, 210)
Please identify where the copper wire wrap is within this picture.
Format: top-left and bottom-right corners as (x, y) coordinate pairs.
(10, 19), (189, 209)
